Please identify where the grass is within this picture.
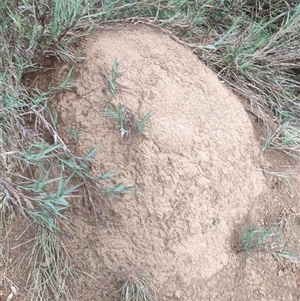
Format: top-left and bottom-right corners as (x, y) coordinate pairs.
(260, 167), (294, 191)
(25, 225), (76, 301)
(1, 0), (300, 300)
(102, 59), (152, 138)
(119, 273), (157, 301)
(68, 127), (82, 145)
(238, 225), (299, 263)
(103, 58), (123, 98)
(103, 103), (152, 139)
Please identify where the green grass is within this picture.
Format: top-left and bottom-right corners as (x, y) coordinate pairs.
(1, 0), (300, 299)
(239, 226), (299, 263)
(103, 58), (123, 98)
(102, 59), (152, 138)
(68, 127), (82, 145)
(103, 103), (152, 139)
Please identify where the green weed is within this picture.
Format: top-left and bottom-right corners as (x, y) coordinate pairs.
(101, 58), (152, 138)
(239, 225), (299, 263)
(103, 104), (152, 139)
(136, 111), (152, 134)
(103, 58), (123, 98)
(68, 127), (82, 144)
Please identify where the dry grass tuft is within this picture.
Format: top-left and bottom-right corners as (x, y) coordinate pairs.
(119, 273), (157, 301)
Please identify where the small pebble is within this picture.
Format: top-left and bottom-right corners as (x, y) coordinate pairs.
(277, 270), (285, 277)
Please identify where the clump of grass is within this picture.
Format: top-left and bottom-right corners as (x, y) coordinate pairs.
(24, 225), (77, 301)
(238, 225), (299, 263)
(103, 104), (152, 139)
(0, 181), (16, 222)
(102, 59), (152, 138)
(119, 273), (157, 301)
(263, 122), (300, 157)
(101, 58), (152, 138)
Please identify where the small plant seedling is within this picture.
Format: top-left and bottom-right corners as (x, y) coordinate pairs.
(103, 58), (122, 98)
(103, 104), (152, 139)
(68, 127), (82, 144)
(102, 59), (152, 138)
(136, 110), (152, 133)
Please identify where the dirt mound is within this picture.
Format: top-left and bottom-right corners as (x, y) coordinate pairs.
(55, 25), (267, 300)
